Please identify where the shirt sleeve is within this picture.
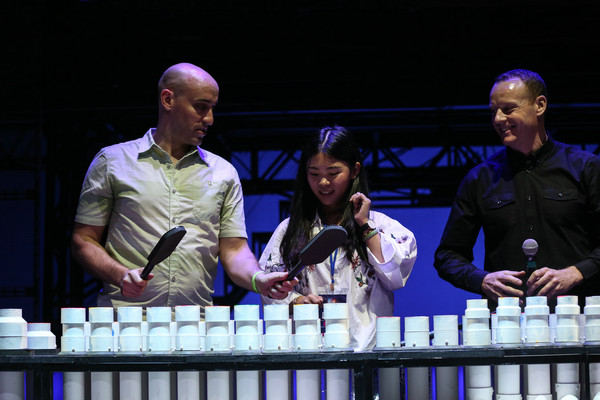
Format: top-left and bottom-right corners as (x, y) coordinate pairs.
(218, 165), (248, 239)
(74, 150), (114, 227)
(433, 172), (488, 294)
(366, 211), (417, 291)
(574, 155), (600, 279)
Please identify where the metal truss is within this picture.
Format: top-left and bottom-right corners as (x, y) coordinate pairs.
(1, 104), (599, 329)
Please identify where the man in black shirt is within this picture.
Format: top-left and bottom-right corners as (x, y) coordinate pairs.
(434, 69), (600, 309)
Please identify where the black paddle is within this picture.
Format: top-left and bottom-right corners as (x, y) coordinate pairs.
(286, 225), (348, 280)
(140, 226), (187, 280)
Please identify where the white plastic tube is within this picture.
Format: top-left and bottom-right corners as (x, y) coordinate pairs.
(88, 307), (115, 400)
(375, 316), (401, 400)
(463, 299), (493, 400)
(236, 370), (260, 400)
(293, 304), (321, 400)
(296, 370), (321, 400)
(175, 305), (203, 400)
(433, 315), (459, 400)
(117, 307), (143, 400)
(493, 297), (522, 399)
(524, 296), (551, 400)
(0, 371), (24, 400)
(405, 316), (430, 399)
(323, 303), (351, 400)
(554, 296), (581, 399)
(264, 304), (292, 400)
(178, 371), (202, 400)
(91, 371), (113, 400)
(585, 296), (600, 399)
(120, 371), (143, 400)
(207, 371), (231, 400)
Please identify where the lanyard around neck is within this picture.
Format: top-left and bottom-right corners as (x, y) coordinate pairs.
(329, 248), (338, 286)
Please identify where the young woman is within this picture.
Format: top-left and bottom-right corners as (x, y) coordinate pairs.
(259, 125), (417, 351)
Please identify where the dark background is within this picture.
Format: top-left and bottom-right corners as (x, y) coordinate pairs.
(2, 1), (600, 331)
(5, 1), (600, 114)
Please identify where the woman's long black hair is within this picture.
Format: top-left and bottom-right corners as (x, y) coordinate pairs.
(280, 126), (371, 270)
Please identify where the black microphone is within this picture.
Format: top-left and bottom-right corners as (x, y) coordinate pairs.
(522, 238), (539, 296)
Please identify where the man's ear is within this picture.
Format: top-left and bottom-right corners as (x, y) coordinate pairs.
(535, 95), (547, 117)
(160, 88), (174, 110)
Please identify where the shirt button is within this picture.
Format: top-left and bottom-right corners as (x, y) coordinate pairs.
(172, 189), (177, 194)
(171, 277), (176, 282)
(529, 225), (534, 231)
(172, 218), (176, 223)
(558, 192), (563, 197)
(527, 195), (532, 201)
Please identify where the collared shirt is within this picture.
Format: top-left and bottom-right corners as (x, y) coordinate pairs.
(434, 135), (600, 308)
(260, 211), (417, 351)
(75, 129), (247, 309)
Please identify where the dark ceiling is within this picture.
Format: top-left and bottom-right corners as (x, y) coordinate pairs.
(5, 1), (600, 118)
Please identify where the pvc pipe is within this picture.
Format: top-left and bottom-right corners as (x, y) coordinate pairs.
(88, 307), (116, 400)
(378, 368), (401, 400)
(175, 305), (203, 400)
(326, 369), (350, 400)
(265, 370), (291, 400)
(233, 305), (261, 400)
(585, 296), (600, 399)
(64, 372), (85, 400)
(117, 307), (143, 400)
(120, 371), (143, 400)
(296, 370), (321, 400)
(293, 304), (321, 400)
(236, 370), (260, 400)
(0, 371), (24, 400)
(149, 371), (171, 400)
(91, 371), (113, 400)
(178, 371), (202, 400)
(433, 315), (459, 400)
(205, 306), (232, 353)
(207, 371), (231, 400)
(554, 296), (581, 399)
(375, 317), (401, 400)
(524, 297), (551, 399)
(405, 316), (430, 399)
(463, 299), (493, 400)
(493, 297), (522, 399)
(321, 303), (351, 399)
(264, 304), (292, 400)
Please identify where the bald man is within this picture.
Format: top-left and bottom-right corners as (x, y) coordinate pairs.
(72, 63), (295, 310)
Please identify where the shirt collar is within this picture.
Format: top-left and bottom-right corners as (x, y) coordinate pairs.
(506, 133), (556, 170)
(139, 128), (208, 165)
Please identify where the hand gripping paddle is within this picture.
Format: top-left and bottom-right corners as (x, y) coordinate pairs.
(286, 225), (348, 280)
(140, 226), (187, 280)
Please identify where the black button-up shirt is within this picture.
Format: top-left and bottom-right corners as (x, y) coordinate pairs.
(434, 135), (600, 308)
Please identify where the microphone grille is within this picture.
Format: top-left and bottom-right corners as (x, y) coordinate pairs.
(522, 238), (539, 256)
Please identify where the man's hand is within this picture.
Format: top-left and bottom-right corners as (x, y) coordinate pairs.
(527, 266), (583, 297)
(481, 270), (526, 303)
(120, 268), (153, 298)
(256, 271), (298, 300)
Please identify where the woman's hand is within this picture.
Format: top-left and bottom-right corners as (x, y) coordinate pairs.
(293, 294), (323, 305)
(350, 192), (371, 226)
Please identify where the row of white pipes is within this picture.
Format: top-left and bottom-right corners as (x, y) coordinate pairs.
(1, 295), (600, 399)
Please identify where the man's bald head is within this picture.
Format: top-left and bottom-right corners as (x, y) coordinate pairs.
(158, 63), (219, 99)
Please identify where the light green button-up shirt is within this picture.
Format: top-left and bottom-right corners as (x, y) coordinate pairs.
(75, 129), (247, 309)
